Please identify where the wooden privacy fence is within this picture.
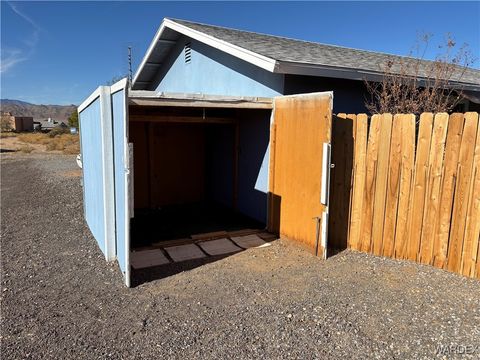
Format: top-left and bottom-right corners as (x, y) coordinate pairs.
(344, 112), (480, 279)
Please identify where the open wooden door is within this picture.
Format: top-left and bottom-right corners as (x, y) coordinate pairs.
(268, 92), (333, 258)
(111, 78), (132, 287)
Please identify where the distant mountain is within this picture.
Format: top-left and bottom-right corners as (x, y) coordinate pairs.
(0, 99), (77, 123)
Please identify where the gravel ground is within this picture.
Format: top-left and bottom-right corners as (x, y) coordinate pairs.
(1, 154), (479, 359)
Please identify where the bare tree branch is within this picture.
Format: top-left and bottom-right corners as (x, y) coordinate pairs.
(365, 33), (475, 114)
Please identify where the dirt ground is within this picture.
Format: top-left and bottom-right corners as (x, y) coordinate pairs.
(1, 153), (479, 359)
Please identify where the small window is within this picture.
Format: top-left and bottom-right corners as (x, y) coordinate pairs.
(184, 42), (192, 64)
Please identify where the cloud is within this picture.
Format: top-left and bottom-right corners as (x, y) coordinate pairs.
(0, 48), (27, 73)
(1, 2), (43, 73)
(8, 2), (43, 33)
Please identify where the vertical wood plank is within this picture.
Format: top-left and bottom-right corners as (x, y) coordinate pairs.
(447, 113), (478, 272)
(348, 114), (368, 251)
(405, 113), (434, 261)
(371, 114), (393, 255)
(382, 115), (402, 257)
(432, 113), (465, 268)
(461, 113), (480, 276)
(418, 113), (449, 264)
(360, 115), (381, 252)
(393, 114), (416, 259)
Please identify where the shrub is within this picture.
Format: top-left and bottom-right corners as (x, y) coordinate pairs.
(0, 132), (17, 138)
(17, 133), (79, 154)
(48, 126), (70, 138)
(18, 133), (50, 145)
(19, 145), (33, 153)
(0, 118), (13, 132)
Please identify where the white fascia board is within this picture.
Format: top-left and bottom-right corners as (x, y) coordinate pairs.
(78, 86), (102, 113)
(132, 19), (278, 88)
(132, 21), (167, 86)
(164, 19), (277, 72)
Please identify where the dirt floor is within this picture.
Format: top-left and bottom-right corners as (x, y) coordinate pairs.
(1, 153), (479, 359)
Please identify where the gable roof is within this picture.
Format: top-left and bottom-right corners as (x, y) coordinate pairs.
(132, 18), (480, 92)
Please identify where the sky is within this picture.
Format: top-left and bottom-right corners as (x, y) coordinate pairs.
(1, 1), (479, 105)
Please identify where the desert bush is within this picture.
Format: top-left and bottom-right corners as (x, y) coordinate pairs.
(0, 132), (17, 138)
(63, 143), (80, 154)
(0, 118), (13, 132)
(19, 145), (33, 153)
(17, 133), (79, 153)
(18, 133), (50, 145)
(48, 126), (70, 138)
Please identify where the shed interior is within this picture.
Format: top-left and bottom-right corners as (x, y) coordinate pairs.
(128, 105), (271, 248)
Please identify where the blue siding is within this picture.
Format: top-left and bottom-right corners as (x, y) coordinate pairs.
(79, 98), (106, 254)
(112, 89), (128, 274)
(156, 38), (284, 97)
(237, 111), (270, 223)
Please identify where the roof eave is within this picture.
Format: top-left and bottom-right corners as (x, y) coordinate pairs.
(275, 61), (480, 92)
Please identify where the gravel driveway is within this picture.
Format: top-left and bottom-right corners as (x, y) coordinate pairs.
(1, 154), (479, 359)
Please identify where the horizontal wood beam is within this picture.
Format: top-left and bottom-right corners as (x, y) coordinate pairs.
(129, 97), (273, 110)
(129, 114), (237, 124)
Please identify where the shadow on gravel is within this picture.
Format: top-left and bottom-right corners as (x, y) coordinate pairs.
(131, 253), (234, 287)
(0, 149), (16, 153)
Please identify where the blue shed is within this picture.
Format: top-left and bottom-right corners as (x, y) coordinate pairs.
(78, 18), (480, 286)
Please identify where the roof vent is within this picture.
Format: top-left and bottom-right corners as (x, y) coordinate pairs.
(184, 42), (192, 64)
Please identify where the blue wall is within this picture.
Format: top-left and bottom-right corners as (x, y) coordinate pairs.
(79, 98), (106, 254)
(237, 110), (270, 223)
(155, 37), (284, 97)
(284, 74), (368, 113)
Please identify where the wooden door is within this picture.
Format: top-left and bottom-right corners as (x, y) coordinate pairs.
(268, 92), (333, 258)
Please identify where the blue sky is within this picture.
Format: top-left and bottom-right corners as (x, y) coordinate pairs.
(1, 1), (479, 105)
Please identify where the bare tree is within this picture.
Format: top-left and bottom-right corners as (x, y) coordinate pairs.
(365, 33), (475, 114)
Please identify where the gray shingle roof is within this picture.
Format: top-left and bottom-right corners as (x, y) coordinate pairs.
(170, 18), (480, 86)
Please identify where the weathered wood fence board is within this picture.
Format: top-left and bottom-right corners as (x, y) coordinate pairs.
(347, 112), (480, 279)
(348, 114), (368, 251)
(461, 123), (480, 277)
(360, 115), (381, 252)
(393, 114), (415, 259)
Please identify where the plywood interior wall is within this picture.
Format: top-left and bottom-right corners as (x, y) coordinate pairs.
(129, 122), (207, 208)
